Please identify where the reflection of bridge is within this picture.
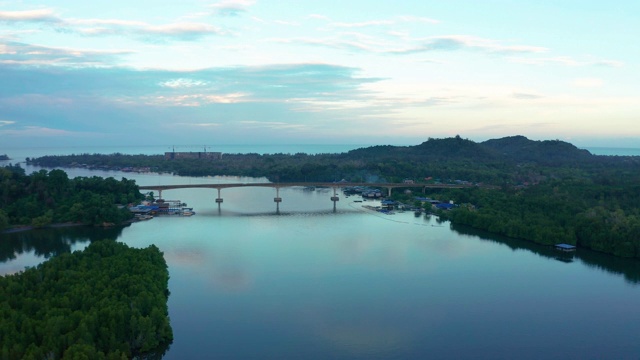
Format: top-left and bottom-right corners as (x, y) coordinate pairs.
(138, 182), (475, 213)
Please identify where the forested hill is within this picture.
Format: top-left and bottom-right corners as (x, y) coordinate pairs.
(27, 135), (634, 185)
(480, 135), (593, 165)
(344, 135), (594, 165)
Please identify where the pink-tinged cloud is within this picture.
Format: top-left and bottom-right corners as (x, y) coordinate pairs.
(0, 41), (134, 67)
(0, 9), (60, 23)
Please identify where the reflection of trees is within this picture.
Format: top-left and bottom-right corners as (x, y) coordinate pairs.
(450, 223), (640, 285)
(0, 225), (127, 263)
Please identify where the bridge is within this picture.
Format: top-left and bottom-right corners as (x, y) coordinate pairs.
(138, 182), (476, 212)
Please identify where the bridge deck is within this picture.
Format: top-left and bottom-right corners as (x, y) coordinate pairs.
(138, 182), (475, 191)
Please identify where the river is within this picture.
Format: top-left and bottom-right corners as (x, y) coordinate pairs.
(2, 162), (640, 359)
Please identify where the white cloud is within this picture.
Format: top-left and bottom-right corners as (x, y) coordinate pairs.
(509, 56), (624, 68)
(330, 19), (395, 28)
(307, 14), (331, 21)
(328, 15), (439, 28)
(139, 22), (226, 39)
(239, 120), (307, 130)
(594, 60), (624, 68)
(210, 0), (255, 16)
(145, 93), (248, 106)
(0, 9), (60, 23)
(0, 120), (16, 126)
(272, 34), (547, 55)
(572, 78), (603, 88)
(512, 92), (544, 100)
(274, 20), (300, 26)
(160, 78), (209, 88)
(0, 41), (134, 67)
(68, 18), (147, 27)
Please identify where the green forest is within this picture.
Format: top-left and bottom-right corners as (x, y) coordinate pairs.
(24, 135), (640, 258)
(0, 164), (144, 231)
(0, 240), (173, 359)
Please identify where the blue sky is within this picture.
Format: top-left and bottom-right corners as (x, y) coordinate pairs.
(1, 0), (639, 148)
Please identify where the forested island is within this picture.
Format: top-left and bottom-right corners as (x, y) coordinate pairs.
(0, 240), (173, 359)
(24, 135), (640, 258)
(0, 164), (144, 232)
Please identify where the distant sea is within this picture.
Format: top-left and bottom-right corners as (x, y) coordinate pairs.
(584, 147), (640, 156)
(1, 144), (639, 164)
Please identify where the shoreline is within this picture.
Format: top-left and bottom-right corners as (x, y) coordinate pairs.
(1, 220), (136, 235)
(2, 222), (86, 234)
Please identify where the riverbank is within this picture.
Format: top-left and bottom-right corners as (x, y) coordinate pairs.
(1, 220), (138, 234)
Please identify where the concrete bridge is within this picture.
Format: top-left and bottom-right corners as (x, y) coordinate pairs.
(138, 182), (475, 212)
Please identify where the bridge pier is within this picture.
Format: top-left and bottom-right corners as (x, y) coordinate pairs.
(158, 189), (163, 200)
(215, 188), (223, 211)
(274, 187), (282, 214)
(331, 187), (339, 213)
(387, 187), (392, 197)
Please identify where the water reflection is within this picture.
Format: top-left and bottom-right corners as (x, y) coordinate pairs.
(450, 223), (640, 284)
(0, 225), (127, 264)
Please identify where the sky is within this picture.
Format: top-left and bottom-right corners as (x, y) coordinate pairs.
(1, 0), (639, 149)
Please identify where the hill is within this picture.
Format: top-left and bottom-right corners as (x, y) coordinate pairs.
(481, 135), (593, 165)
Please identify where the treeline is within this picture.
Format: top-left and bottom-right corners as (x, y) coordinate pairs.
(27, 136), (638, 186)
(0, 165), (144, 231)
(0, 240), (173, 359)
(427, 175), (640, 258)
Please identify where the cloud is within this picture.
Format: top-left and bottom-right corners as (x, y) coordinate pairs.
(0, 40), (133, 67)
(0, 9), (61, 23)
(138, 22), (226, 40)
(274, 20), (300, 26)
(160, 78), (209, 88)
(0, 9), (227, 42)
(0, 126), (73, 137)
(512, 92), (543, 100)
(70, 20), (227, 41)
(0, 120), (16, 126)
(169, 122), (221, 128)
(329, 19), (396, 28)
(509, 56), (624, 68)
(307, 14), (331, 21)
(239, 120), (307, 130)
(211, 0), (255, 16)
(145, 93), (248, 106)
(0, 61), (387, 145)
(329, 16), (439, 28)
(593, 60), (624, 68)
(390, 35), (547, 55)
(272, 34), (547, 56)
(572, 78), (603, 88)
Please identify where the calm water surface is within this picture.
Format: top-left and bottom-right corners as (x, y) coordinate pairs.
(1, 166), (640, 359)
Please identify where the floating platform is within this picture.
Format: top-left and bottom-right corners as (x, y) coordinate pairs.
(554, 243), (576, 252)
